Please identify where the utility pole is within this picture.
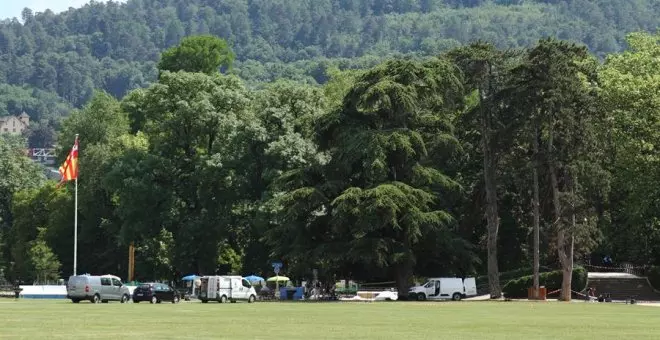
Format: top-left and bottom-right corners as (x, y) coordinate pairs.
(532, 124), (541, 299)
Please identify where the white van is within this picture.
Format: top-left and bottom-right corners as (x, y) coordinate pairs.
(198, 275), (257, 303)
(408, 277), (477, 301)
(66, 274), (131, 303)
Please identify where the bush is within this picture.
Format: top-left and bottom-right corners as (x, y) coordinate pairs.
(476, 266), (552, 288)
(502, 266), (587, 298)
(647, 266), (660, 290)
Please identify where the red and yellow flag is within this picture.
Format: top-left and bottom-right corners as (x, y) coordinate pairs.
(59, 136), (79, 183)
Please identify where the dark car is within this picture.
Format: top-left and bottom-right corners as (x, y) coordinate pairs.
(132, 283), (180, 304)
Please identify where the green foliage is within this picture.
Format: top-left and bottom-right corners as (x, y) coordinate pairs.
(323, 67), (362, 109)
(599, 31), (660, 265)
(135, 228), (175, 281)
(217, 243), (243, 275)
(502, 267), (588, 298)
(0, 134), (45, 235)
(253, 80), (329, 170)
(476, 266), (553, 289)
(107, 71), (260, 275)
(266, 58), (469, 294)
(158, 35), (235, 75)
(0, 0), (657, 112)
(4, 28), (660, 288)
(8, 183), (57, 281)
(57, 91), (129, 162)
(27, 227), (61, 284)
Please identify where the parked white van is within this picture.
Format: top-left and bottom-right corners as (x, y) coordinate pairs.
(198, 275), (257, 303)
(408, 277), (477, 301)
(66, 274), (131, 303)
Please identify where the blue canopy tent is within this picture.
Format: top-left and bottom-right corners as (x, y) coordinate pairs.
(243, 275), (265, 284)
(181, 274), (200, 281)
(181, 275), (201, 297)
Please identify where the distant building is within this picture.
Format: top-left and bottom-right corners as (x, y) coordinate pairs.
(0, 112), (29, 135)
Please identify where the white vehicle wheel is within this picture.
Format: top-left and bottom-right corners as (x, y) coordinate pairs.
(220, 295), (227, 303)
(452, 293), (462, 301)
(248, 295), (256, 303)
(151, 296), (158, 304)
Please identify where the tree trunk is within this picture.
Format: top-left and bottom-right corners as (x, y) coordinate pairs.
(532, 124), (541, 298)
(563, 175), (577, 301)
(395, 258), (414, 299)
(481, 89), (501, 299)
(547, 130), (571, 301)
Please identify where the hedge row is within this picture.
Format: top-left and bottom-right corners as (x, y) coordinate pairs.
(476, 266), (553, 288)
(502, 266), (587, 298)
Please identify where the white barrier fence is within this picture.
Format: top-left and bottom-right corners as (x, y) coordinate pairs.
(18, 285), (137, 299)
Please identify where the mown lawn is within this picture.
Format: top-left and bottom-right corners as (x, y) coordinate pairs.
(1, 299), (659, 339)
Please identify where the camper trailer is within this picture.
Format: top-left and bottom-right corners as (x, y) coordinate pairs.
(198, 276), (257, 303)
(408, 277), (477, 301)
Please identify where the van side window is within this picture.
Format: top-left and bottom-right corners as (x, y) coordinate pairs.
(112, 278), (122, 286)
(242, 279), (251, 288)
(101, 278), (111, 286)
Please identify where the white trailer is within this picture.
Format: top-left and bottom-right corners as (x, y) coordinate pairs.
(198, 275), (257, 303)
(408, 277), (477, 301)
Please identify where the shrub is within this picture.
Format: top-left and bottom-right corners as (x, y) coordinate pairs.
(502, 266), (587, 298)
(647, 266), (660, 290)
(476, 266), (553, 288)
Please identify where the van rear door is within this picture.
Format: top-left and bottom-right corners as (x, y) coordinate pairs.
(199, 277), (209, 299)
(67, 276), (86, 296)
(463, 278), (477, 296)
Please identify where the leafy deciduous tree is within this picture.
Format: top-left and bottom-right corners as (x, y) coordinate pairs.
(157, 35), (235, 75)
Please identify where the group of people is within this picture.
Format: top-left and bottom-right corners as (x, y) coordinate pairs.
(585, 287), (613, 303)
(585, 287), (597, 302)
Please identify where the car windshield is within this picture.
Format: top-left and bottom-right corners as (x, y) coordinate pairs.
(139, 284), (152, 289)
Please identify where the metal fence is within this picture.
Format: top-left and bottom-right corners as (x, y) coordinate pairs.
(583, 263), (649, 276)
(357, 281), (397, 292)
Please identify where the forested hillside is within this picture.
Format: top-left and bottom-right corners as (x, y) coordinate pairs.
(0, 0), (658, 145)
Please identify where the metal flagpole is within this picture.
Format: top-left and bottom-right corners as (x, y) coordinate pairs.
(73, 134), (78, 276)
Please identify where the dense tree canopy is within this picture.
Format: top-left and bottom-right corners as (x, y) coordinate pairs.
(157, 35), (235, 74)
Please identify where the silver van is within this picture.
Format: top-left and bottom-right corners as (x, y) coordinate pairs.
(66, 274), (131, 303)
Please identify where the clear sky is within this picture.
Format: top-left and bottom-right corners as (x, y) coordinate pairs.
(1, 0), (126, 20)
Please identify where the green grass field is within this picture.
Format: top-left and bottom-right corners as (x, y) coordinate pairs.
(2, 299), (659, 339)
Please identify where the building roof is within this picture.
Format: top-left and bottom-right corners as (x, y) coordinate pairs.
(19, 112), (29, 118)
(0, 114), (29, 127)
